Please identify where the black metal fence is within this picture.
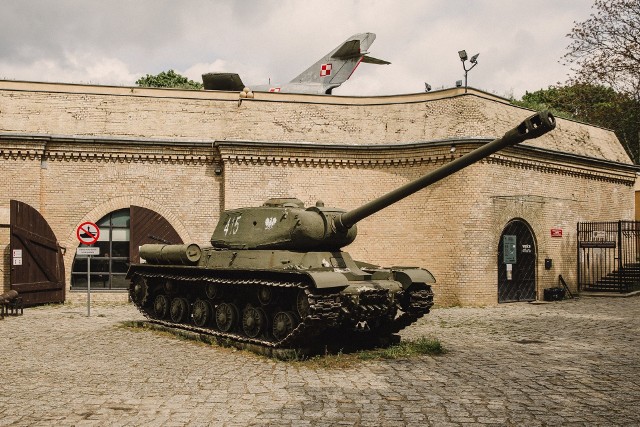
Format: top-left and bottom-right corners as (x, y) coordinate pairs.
(577, 221), (640, 293)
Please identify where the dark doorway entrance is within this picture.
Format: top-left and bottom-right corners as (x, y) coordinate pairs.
(10, 200), (65, 306)
(498, 219), (536, 302)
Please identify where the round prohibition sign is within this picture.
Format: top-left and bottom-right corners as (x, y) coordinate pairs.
(76, 221), (100, 245)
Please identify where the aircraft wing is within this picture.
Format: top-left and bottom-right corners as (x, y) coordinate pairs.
(202, 73), (246, 91)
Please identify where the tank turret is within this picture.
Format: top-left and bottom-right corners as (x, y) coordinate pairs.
(209, 111), (556, 250)
(127, 111), (556, 354)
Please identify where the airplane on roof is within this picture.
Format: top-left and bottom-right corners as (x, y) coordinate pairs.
(202, 32), (390, 95)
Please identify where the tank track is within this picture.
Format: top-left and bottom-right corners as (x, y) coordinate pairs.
(389, 288), (434, 334)
(129, 270), (434, 350)
(129, 271), (342, 349)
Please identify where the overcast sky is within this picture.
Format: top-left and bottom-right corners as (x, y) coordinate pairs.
(0, 0), (595, 99)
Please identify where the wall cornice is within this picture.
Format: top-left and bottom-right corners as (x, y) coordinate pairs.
(1, 133), (636, 184)
(485, 155), (635, 186)
(0, 134), (216, 165)
(216, 140), (638, 185)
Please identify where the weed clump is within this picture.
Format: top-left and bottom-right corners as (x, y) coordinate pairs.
(357, 337), (444, 360)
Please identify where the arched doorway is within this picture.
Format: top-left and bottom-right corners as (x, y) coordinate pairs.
(498, 219), (537, 302)
(71, 206), (183, 290)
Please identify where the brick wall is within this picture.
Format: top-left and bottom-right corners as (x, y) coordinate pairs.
(0, 81), (635, 305)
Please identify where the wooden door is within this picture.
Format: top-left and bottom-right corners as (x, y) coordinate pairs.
(10, 200), (65, 306)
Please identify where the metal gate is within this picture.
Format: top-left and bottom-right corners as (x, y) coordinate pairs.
(498, 219), (536, 302)
(10, 200), (65, 306)
(577, 221), (640, 293)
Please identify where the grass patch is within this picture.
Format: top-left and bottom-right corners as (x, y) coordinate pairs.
(299, 337), (445, 369)
(300, 351), (354, 369)
(357, 337), (444, 360)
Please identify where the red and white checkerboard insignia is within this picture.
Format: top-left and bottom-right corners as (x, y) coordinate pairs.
(320, 63), (332, 77)
(269, 87), (281, 92)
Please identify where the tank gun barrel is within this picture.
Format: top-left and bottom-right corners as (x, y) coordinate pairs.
(336, 111), (556, 230)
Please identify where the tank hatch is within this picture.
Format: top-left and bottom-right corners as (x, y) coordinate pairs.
(262, 198), (304, 208)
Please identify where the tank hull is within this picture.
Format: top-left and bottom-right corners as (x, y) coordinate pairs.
(127, 248), (434, 350)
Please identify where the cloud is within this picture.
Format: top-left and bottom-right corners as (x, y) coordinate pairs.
(0, 51), (138, 85)
(0, 0), (594, 98)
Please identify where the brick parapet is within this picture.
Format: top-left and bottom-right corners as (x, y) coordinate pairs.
(0, 80), (631, 164)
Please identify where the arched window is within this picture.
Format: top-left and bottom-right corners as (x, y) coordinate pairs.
(71, 209), (130, 290)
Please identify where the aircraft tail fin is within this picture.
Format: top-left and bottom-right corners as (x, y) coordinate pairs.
(289, 32), (389, 92)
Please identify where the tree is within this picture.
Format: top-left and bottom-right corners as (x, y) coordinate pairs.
(135, 70), (202, 90)
(563, 0), (640, 101)
(514, 84), (640, 163)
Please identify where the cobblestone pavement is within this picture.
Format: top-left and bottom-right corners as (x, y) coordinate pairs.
(0, 296), (638, 426)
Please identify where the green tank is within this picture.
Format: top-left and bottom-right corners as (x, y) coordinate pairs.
(127, 111), (555, 351)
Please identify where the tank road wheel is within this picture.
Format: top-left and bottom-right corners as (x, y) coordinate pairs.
(153, 294), (170, 319)
(192, 299), (213, 327)
(170, 298), (190, 323)
(296, 289), (310, 318)
(242, 306), (267, 338)
(272, 311), (298, 341)
(216, 302), (239, 332)
(257, 286), (273, 306)
(205, 283), (221, 300)
(130, 275), (149, 306)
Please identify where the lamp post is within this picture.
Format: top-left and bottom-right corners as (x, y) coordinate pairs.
(458, 50), (479, 93)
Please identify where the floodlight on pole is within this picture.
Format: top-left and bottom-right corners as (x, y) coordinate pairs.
(458, 50), (479, 93)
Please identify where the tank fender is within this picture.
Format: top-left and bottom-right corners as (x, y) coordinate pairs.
(391, 268), (436, 289)
(303, 271), (350, 289)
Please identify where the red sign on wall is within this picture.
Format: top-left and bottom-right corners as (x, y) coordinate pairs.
(550, 228), (563, 237)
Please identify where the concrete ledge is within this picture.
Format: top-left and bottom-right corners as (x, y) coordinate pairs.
(579, 290), (640, 298)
